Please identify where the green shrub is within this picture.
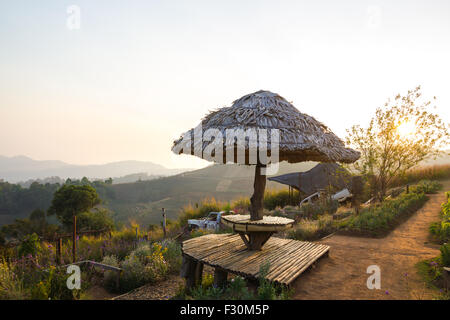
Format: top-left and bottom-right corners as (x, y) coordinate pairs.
(429, 191), (450, 243)
(440, 244), (450, 267)
(0, 258), (25, 299)
(185, 262), (291, 300)
(18, 233), (41, 257)
(160, 239), (182, 273)
(410, 180), (442, 194)
(343, 191), (428, 236)
(298, 197), (339, 219)
(106, 241), (173, 293)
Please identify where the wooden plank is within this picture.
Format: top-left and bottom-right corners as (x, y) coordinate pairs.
(269, 244), (327, 282)
(234, 241), (304, 276)
(282, 246), (330, 284)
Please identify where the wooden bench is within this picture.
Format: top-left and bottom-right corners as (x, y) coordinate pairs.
(181, 233), (329, 290)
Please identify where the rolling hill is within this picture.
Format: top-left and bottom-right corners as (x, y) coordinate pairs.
(0, 155), (191, 183)
(104, 161), (317, 226)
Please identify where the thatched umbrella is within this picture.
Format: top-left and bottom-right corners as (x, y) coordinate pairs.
(172, 90), (360, 222)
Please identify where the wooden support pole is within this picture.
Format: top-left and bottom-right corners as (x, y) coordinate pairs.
(213, 268), (228, 288)
(250, 164), (266, 221)
(72, 215), (77, 263)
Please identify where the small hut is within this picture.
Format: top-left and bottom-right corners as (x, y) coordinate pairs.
(268, 162), (352, 200)
(173, 90), (359, 287)
(173, 90), (359, 246)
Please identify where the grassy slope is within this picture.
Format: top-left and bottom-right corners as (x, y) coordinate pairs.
(105, 162), (316, 225)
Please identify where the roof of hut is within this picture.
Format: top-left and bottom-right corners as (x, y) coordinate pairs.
(268, 162), (352, 195)
(172, 90), (360, 164)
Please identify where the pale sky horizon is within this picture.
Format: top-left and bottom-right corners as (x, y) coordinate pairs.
(1, 1), (449, 169)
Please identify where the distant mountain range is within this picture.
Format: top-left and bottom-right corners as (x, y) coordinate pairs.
(0, 155), (192, 183)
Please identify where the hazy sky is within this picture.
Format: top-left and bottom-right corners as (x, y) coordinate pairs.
(1, 0), (449, 169)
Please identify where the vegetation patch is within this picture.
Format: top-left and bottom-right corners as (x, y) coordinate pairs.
(173, 262), (292, 300)
(340, 191), (428, 237)
(415, 246), (450, 300)
(429, 191), (450, 243)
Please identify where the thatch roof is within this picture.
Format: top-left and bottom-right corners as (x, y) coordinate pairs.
(172, 90), (360, 164)
(267, 163), (352, 195)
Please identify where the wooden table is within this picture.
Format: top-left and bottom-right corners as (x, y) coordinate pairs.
(221, 214), (295, 250)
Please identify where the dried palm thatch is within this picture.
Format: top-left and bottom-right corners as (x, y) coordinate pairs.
(172, 90), (360, 164)
(172, 90), (360, 222)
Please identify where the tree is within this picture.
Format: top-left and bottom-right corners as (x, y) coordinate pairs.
(76, 208), (114, 231)
(0, 209), (59, 240)
(346, 86), (449, 200)
(48, 184), (100, 228)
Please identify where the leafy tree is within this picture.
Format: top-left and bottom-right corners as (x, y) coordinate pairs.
(346, 86), (449, 200)
(48, 185), (100, 228)
(76, 208), (114, 231)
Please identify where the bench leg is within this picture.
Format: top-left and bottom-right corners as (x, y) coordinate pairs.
(195, 262), (204, 286)
(181, 255), (201, 291)
(213, 268), (228, 288)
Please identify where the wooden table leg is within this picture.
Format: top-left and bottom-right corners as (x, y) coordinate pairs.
(238, 232), (274, 250)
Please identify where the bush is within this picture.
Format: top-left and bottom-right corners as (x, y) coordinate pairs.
(30, 267), (80, 300)
(429, 191), (450, 243)
(77, 208), (115, 232)
(185, 262), (291, 300)
(440, 244), (450, 267)
(342, 191), (428, 236)
(287, 215), (336, 241)
(298, 198), (339, 219)
(0, 258), (25, 299)
(18, 233), (41, 257)
(410, 180), (442, 195)
(104, 240), (177, 293)
(160, 239), (182, 273)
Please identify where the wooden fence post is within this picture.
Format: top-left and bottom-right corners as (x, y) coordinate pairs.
(56, 238), (62, 265)
(72, 215), (77, 263)
(162, 208), (167, 239)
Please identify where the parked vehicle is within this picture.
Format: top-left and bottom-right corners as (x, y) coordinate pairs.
(299, 188), (352, 206)
(331, 188), (352, 203)
(187, 211), (233, 231)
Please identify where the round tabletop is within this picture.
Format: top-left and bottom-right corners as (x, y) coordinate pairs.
(221, 214), (294, 233)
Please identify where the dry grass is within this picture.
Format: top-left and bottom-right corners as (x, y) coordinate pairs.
(390, 164), (450, 188)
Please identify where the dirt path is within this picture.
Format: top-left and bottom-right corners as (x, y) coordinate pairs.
(293, 181), (450, 300)
(112, 275), (184, 300)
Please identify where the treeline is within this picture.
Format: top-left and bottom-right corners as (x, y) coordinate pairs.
(0, 178), (115, 220)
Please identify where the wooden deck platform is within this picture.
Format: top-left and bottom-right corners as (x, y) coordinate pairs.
(182, 233), (330, 286)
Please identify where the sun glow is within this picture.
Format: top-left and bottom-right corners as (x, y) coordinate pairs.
(397, 120), (416, 137)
